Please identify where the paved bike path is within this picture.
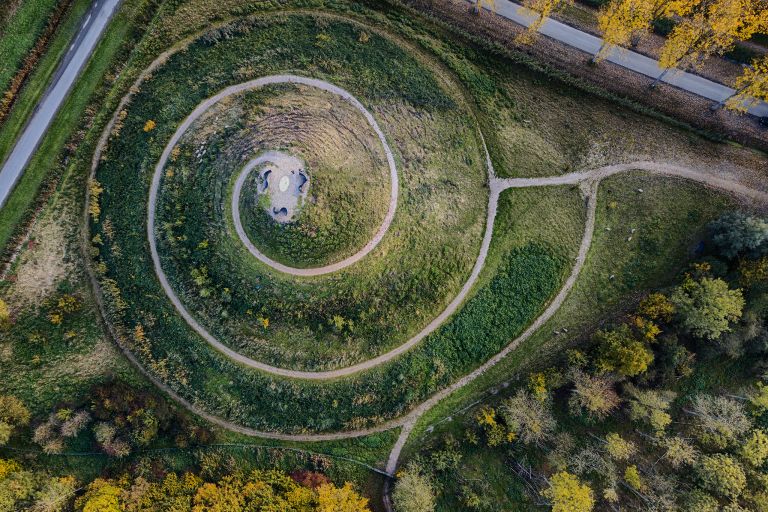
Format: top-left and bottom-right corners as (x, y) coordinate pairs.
(482, 0), (768, 117)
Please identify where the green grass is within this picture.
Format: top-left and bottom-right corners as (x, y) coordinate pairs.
(96, 13), (488, 370)
(0, 0), (152, 253)
(228, 85), (392, 268)
(0, 0), (91, 165)
(0, 0), (60, 94)
(404, 174), (738, 454)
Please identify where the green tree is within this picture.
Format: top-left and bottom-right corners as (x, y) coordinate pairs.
(682, 489), (720, 512)
(624, 384), (676, 433)
(740, 429), (768, 467)
(392, 464), (435, 512)
(695, 454), (746, 500)
(594, 324), (654, 376)
(0, 459), (77, 512)
(0, 396), (29, 446)
(709, 212), (768, 260)
(542, 472), (594, 512)
(671, 276), (744, 340)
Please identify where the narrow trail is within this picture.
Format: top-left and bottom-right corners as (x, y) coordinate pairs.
(497, 161), (768, 202)
(382, 161), (768, 485)
(152, 75), (400, 280)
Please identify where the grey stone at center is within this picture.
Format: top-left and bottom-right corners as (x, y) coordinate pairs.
(254, 151), (309, 223)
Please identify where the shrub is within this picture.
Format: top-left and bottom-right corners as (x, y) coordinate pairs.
(392, 464), (436, 512)
(671, 276), (744, 340)
(709, 212), (768, 260)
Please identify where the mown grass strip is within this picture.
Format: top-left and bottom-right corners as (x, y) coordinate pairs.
(0, 0), (143, 252)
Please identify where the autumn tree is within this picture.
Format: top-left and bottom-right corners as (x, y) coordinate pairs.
(604, 432), (637, 461)
(392, 464), (436, 512)
(687, 394), (752, 449)
(75, 469), (369, 512)
(624, 384), (676, 433)
(725, 55), (768, 113)
(624, 465), (644, 491)
(317, 482), (369, 512)
(77, 479), (123, 512)
(518, 0), (572, 42)
(33, 409), (91, 454)
(594, 324), (654, 377)
(499, 389), (557, 446)
(542, 471), (595, 512)
(671, 276), (744, 340)
(0, 299), (10, 330)
(659, 436), (698, 468)
(656, 0), (768, 84)
(473, 0), (496, 14)
(638, 292), (676, 322)
(474, 406), (510, 446)
(0, 395), (30, 446)
(568, 371), (620, 421)
(695, 454), (747, 500)
(595, 0), (694, 61)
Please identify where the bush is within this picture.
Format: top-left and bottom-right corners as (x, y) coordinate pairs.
(709, 212), (768, 260)
(392, 464), (435, 512)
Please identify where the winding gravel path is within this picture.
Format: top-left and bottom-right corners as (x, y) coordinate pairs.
(153, 74), (400, 278)
(147, 75), (490, 380)
(382, 162), (768, 481)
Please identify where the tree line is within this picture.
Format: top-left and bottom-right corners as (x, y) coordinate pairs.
(477, 0), (768, 113)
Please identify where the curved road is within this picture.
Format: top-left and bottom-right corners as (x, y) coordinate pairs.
(0, 0), (122, 210)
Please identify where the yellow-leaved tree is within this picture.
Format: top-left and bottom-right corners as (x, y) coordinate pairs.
(656, 0), (768, 85)
(518, 0), (572, 43)
(542, 471), (595, 512)
(724, 55), (768, 113)
(473, 0), (496, 14)
(595, 0), (696, 61)
(317, 482), (370, 512)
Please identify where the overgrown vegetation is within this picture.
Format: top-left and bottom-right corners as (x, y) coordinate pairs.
(402, 209), (768, 511)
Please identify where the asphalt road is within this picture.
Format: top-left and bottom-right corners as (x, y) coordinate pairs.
(0, 0), (121, 210)
(486, 0), (768, 117)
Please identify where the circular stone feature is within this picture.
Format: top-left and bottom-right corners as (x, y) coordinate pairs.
(252, 152), (309, 223)
(216, 77), (397, 273)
